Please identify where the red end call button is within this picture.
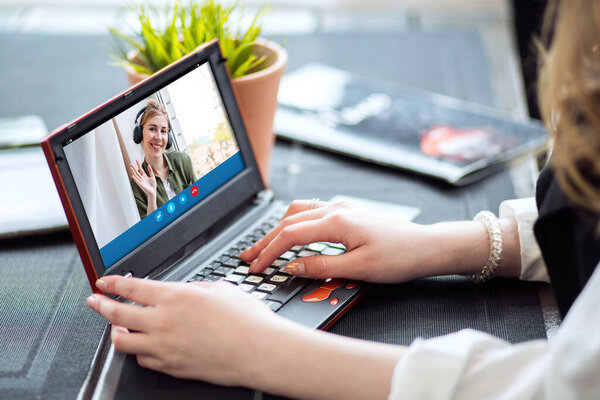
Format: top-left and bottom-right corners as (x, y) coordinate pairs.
(190, 186), (199, 196)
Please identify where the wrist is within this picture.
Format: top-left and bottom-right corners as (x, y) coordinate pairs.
(148, 195), (157, 208)
(252, 319), (403, 400)
(422, 218), (520, 279)
(423, 221), (490, 277)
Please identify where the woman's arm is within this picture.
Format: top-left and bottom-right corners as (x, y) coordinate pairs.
(87, 276), (404, 400)
(87, 263), (600, 399)
(241, 200), (521, 283)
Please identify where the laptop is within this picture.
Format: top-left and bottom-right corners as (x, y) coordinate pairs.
(41, 39), (366, 333)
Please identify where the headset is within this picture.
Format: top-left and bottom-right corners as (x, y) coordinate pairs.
(132, 106), (173, 149)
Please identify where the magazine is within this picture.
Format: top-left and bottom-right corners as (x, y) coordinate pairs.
(274, 63), (548, 185)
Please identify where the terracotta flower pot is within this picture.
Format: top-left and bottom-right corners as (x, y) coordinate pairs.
(124, 39), (287, 186)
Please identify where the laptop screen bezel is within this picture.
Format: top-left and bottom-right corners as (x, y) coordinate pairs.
(45, 41), (264, 279)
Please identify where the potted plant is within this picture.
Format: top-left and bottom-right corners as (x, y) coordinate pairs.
(109, 0), (287, 185)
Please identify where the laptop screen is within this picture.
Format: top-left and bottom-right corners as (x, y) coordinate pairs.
(62, 61), (245, 268)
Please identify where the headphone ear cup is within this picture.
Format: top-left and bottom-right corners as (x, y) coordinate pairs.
(166, 132), (173, 149)
(133, 125), (143, 144)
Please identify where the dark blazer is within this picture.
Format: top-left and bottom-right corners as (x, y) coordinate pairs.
(534, 167), (600, 317)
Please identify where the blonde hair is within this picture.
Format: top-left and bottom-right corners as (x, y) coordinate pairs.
(139, 99), (169, 129)
(538, 0), (600, 213)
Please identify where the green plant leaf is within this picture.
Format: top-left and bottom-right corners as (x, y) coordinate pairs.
(107, 0), (280, 77)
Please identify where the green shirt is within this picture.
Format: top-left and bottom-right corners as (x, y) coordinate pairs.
(130, 151), (197, 219)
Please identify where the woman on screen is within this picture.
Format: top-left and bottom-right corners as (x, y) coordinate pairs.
(130, 100), (197, 218)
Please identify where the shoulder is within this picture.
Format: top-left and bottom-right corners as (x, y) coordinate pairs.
(166, 151), (193, 166)
(166, 151), (195, 178)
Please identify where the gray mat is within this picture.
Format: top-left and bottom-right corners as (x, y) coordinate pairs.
(330, 276), (546, 345)
(0, 233), (107, 399)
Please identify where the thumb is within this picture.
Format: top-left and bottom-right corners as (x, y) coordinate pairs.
(283, 253), (355, 279)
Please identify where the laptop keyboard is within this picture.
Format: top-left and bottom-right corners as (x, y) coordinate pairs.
(186, 214), (346, 312)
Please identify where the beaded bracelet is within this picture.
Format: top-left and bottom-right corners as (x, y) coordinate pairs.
(471, 210), (503, 283)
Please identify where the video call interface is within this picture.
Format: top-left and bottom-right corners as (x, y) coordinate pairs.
(63, 62), (245, 268)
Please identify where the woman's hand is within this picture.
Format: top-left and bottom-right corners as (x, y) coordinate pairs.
(130, 160), (158, 214)
(87, 276), (284, 386)
(240, 200), (439, 283)
(87, 275), (405, 399)
(240, 200), (521, 283)
(131, 160), (157, 199)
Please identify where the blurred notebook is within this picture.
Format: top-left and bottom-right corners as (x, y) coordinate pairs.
(275, 63), (549, 185)
(0, 116), (67, 238)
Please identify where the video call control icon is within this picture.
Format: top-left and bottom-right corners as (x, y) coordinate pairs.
(179, 194), (187, 205)
(190, 186), (198, 197)
(155, 210), (164, 223)
(167, 202), (176, 214)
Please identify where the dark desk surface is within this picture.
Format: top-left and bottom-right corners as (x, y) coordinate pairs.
(0, 31), (547, 399)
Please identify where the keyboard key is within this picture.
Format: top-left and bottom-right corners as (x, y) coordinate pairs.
(306, 243), (327, 252)
(266, 300), (282, 312)
(213, 266), (234, 276)
(216, 255), (230, 264)
(204, 274), (223, 282)
(257, 283), (277, 293)
(321, 247), (345, 256)
(269, 275), (289, 284)
(189, 274), (205, 282)
(272, 259), (287, 268)
(261, 222), (274, 231)
(223, 258), (242, 268)
(234, 266), (250, 275)
(267, 278), (310, 303)
(297, 250), (319, 258)
(224, 248), (241, 258)
(291, 245), (304, 252)
(238, 283), (255, 292)
(207, 261), (221, 269)
(251, 291), (268, 300)
(245, 275), (264, 284)
(224, 274), (245, 284)
(325, 242), (346, 250)
(245, 234), (259, 243)
(279, 251), (296, 261)
(259, 267), (277, 277)
(236, 240), (251, 249)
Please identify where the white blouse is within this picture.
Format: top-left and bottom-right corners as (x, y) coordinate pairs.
(388, 198), (600, 399)
(162, 179), (177, 200)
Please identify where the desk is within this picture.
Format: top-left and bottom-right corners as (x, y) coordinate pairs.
(0, 27), (549, 399)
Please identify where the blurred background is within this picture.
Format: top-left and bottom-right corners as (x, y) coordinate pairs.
(0, 0), (532, 119)
(1, 0), (544, 196)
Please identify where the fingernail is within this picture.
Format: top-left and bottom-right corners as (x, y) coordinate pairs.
(95, 279), (105, 288)
(112, 325), (128, 334)
(282, 260), (304, 276)
(87, 294), (99, 307)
